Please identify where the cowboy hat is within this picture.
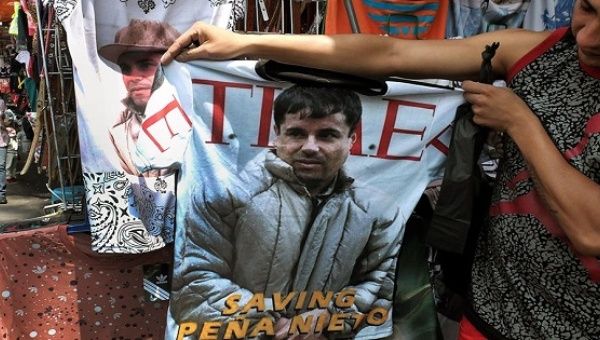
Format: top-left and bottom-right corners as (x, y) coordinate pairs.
(98, 19), (180, 64)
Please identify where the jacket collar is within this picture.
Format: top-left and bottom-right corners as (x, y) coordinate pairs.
(121, 97), (145, 122)
(264, 150), (354, 197)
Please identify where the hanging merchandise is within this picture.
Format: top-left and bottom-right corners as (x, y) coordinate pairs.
(17, 6), (30, 49)
(523, 0), (574, 31)
(24, 77), (37, 108)
(445, 0), (485, 38)
(448, 0), (544, 37)
(19, 84), (44, 175)
(9, 2), (20, 37)
(0, 78), (9, 93)
(55, 0), (234, 253)
(132, 58), (462, 339)
(56, 2), (469, 339)
(0, 225), (173, 339)
(19, 0), (38, 37)
(325, 0), (449, 39)
(426, 43), (500, 321)
(480, 0), (531, 33)
(236, 0), (322, 34)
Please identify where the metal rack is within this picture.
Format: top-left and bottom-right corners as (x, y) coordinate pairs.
(237, 0), (326, 34)
(34, 2), (82, 213)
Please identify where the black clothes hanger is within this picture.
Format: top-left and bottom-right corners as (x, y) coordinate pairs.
(255, 59), (388, 96)
(255, 59), (457, 94)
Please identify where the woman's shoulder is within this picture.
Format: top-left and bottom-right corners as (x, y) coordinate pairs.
(474, 29), (555, 77)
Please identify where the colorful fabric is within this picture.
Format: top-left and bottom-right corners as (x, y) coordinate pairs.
(470, 27), (600, 339)
(8, 2), (20, 36)
(0, 225), (173, 339)
(325, 0), (449, 39)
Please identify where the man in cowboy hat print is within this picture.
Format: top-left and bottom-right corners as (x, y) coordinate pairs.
(98, 19), (180, 176)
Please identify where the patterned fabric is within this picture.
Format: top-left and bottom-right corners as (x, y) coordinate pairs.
(83, 172), (175, 253)
(54, 0), (77, 22)
(470, 28), (600, 339)
(325, 0), (449, 39)
(0, 225), (172, 339)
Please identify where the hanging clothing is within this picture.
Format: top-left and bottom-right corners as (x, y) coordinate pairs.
(156, 58), (465, 339)
(19, 0), (37, 37)
(56, 0), (234, 253)
(0, 225), (173, 339)
(523, 0), (574, 31)
(23, 78), (37, 109)
(174, 150), (403, 338)
(480, 0), (530, 33)
(445, 0), (484, 38)
(5, 126), (18, 179)
(0, 110), (7, 201)
(8, 2), (20, 36)
(325, 0), (449, 39)
(17, 8), (29, 49)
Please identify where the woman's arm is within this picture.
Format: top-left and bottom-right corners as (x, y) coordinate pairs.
(512, 114), (600, 256)
(161, 22), (548, 81)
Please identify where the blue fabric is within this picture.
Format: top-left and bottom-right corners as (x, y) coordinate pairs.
(0, 147), (6, 199)
(446, 0), (484, 38)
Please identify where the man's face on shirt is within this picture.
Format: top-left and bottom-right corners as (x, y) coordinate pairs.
(274, 111), (356, 193)
(117, 51), (162, 110)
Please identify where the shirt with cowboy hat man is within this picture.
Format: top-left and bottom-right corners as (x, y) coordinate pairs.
(98, 19), (180, 177)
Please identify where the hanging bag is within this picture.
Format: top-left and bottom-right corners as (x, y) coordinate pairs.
(426, 42), (500, 319)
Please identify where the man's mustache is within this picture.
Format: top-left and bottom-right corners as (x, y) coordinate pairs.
(293, 157), (324, 164)
(128, 83), (152, 92)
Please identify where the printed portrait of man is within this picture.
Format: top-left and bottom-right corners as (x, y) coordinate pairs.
(98, 19), (180, 177)
(171, 85), (405, 339)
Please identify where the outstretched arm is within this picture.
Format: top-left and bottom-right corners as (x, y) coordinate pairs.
(161, 22), (548, 81)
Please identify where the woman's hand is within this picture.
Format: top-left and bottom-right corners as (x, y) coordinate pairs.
(462, 80), (537, 136)
(161, 22), (247, 64)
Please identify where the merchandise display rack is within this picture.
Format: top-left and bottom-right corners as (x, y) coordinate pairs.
(34, 2), (82, 214)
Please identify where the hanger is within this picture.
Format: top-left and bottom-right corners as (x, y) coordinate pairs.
(255, 59), (388, 96)
(386, 76), (457, 91)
